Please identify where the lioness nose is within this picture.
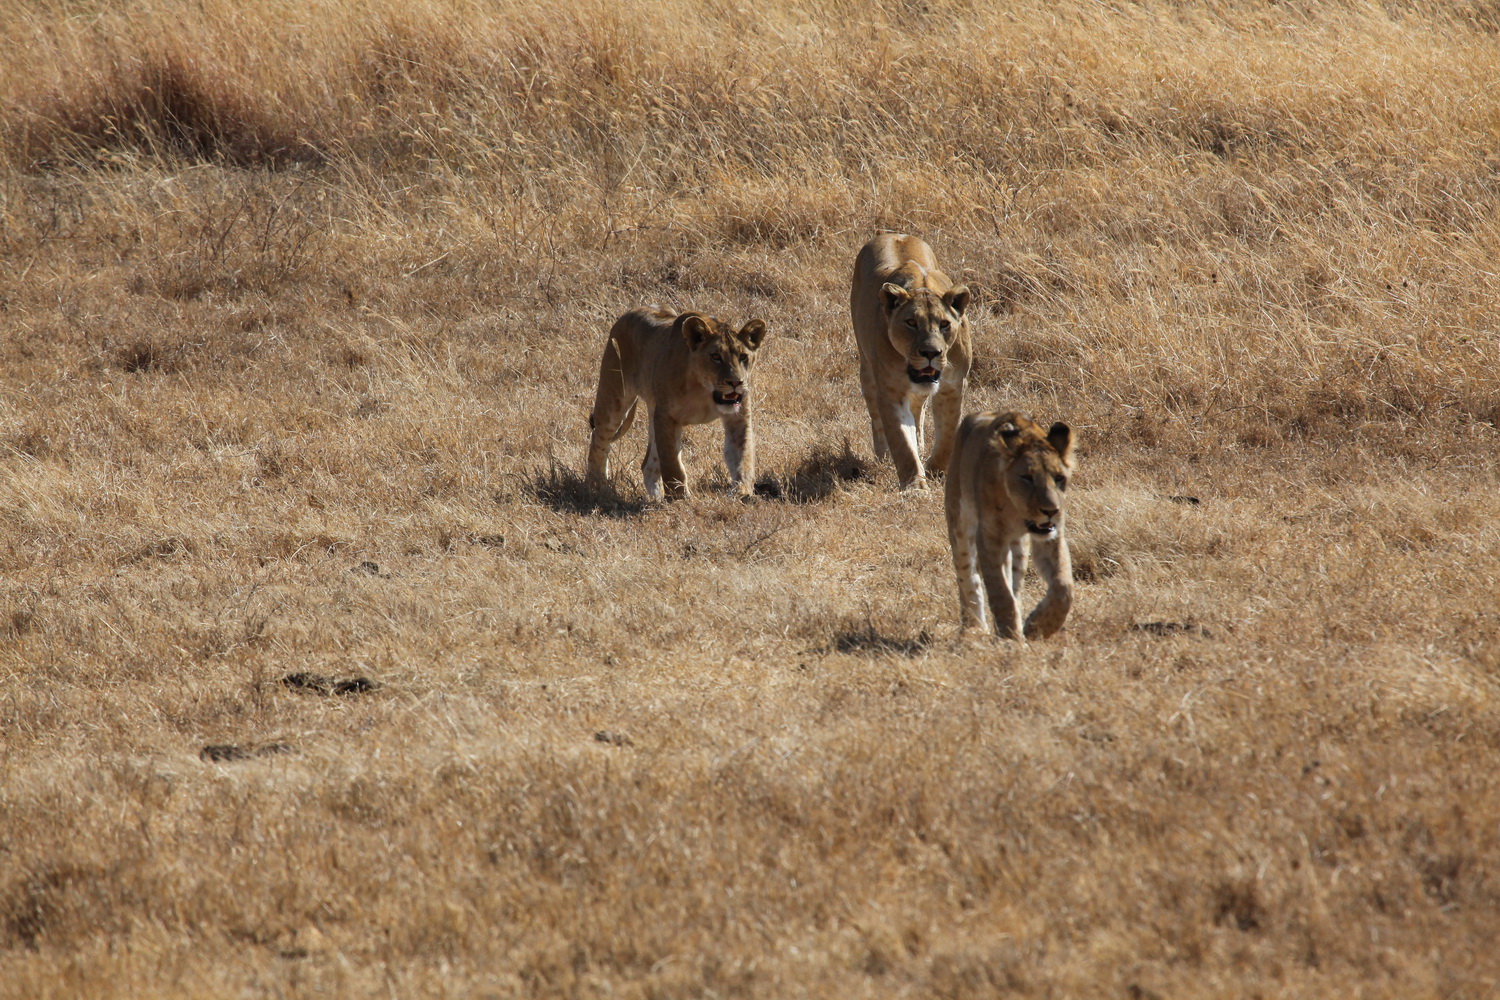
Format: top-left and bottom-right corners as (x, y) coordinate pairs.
(1040, 506), (1059, 519)
(919, 348), (941, 361)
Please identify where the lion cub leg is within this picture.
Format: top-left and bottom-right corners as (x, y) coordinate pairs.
(946, 481), (989, 632)
(720, 408), (754, 496)
(1008, 538), (1029, 598)
(979, 523), (1025, 640)
(1022, 532), (1074, 639)
(586, 398), (638, 487)
(586, 334), (638, 488)
(644, 408), (689, 501)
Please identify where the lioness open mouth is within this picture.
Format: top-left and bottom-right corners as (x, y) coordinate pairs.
(907, 365), (941, 384)
(713, 390), (743, 406)
(1025, 520), (1058, 538)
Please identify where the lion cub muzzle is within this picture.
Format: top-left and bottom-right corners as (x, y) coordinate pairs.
(712, 385), (745, 413)
(1025, 518), (1059, 539)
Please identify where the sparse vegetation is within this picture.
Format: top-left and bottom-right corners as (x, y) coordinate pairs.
(2, 0), (1499, 996)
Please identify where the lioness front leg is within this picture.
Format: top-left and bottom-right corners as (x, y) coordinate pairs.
(859, 358), (889, 461)
(877, 397), (925, 488)
(1023, 533), (1074, 639)
(926, 376), (965, 477)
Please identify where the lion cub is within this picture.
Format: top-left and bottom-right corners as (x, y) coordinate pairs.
(944, 411), (1076, 640)
(850, 233), (972, 489)
(586, 307), (768, 500)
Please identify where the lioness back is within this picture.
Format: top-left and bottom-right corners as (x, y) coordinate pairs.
(850, 233), (972, 489)
(586, 307), (768, 500)
(945, 410), (1076, 640)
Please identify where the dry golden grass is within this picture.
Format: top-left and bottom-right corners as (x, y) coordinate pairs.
(3, 0), (1500, 996)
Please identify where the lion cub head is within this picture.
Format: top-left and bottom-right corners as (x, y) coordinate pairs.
(879, 280), (969, 395)
(677, 313), (768, 414)
(994, 414), (1074, 539)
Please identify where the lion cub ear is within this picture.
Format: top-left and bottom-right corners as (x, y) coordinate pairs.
(1047, 421), (1075, 466)
(996, 421), (1022, 452)
(880, 282), (912, 314)
(943, 284), (970, 317)
(738, 319), (767, 351)
(678, 313), (710, 349)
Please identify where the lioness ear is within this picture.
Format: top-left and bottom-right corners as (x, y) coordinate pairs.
(943, 284), (970, 317)
(738, 319), (767, 351)
(678, 313), (710, 349)
(1047, 421), (1075, 466)
(880, 282), (911, 314)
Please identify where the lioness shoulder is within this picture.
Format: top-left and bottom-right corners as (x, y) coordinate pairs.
(944, 410), (1076, 639)
(850, 233), (972, 489)
(586, 307), (768, 500)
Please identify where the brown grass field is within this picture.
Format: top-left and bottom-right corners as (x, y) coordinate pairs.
(3, 0), (1500, 996)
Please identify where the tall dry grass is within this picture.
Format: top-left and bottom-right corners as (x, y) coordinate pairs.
(2, 0), (1500, 996)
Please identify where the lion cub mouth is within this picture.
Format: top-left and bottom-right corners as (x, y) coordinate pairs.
(907, 365), (941, 384)
(713, 390), (743, 409)
(1025, 519), (1058, 538)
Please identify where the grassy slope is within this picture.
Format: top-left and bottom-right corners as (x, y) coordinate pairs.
(2, 0), (1499, 996)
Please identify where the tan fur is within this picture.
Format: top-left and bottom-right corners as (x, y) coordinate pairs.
(586, 307), (768, 500)
(944, 411), (1076, 640)
(850, 233), (973, 488)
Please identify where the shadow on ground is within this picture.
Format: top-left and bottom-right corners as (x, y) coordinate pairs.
(820, 622), (932, 657)
(521, 463), (648, 517)
(757, 439), (874, 503)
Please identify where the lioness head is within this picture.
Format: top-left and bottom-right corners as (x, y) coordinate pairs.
(677, 312), (768, 414)
(879, 281), (969, 395)
(995, 415), (1075, 539)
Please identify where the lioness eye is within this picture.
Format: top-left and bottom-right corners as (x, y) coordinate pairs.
(1020, 475), (1034, 485)
(739, 353), (749, 364)
(940, 320), (950, 331)
(1056, 477), (1067, 490)
(905, 318), (917, 328)
(711, 352), (722, 362)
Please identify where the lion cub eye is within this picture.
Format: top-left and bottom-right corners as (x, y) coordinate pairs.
(939, 320), (951, 331)
(710, 352), (723, 363)
(1019, 474), (1034, 486)
(739, 353), (749, 364)
(1056, 477), (1068, 491)
(905, 318), (918, 328)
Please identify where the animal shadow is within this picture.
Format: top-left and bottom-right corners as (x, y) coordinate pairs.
(822, 623), (931, 658)
(522, 462), (647, 517)
(1131, 621), (1214, 639)
(757, 439), (874, 504)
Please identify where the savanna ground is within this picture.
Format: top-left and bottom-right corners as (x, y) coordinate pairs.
(2, 0), (1500, 996)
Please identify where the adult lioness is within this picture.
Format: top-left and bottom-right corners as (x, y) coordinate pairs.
(586, 307), (768, 500)
(945, 411), (1076, 640)
(850, 233), (972, 489)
